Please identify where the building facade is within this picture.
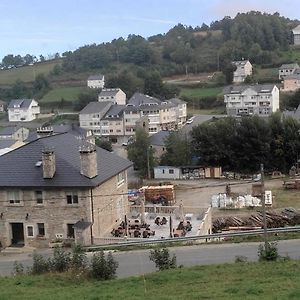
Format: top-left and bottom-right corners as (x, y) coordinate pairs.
(0, 132), (132, 248)
(8, 99), (40, 122)
(224, 84), (279, 117)
(278, 63), (300, 79)
(98, 88), (126, 105)
(292, 25), (300, 45)
(232, 60), (253, 83)
(282, 74), (300, 92)
(87, 75), (105, 89)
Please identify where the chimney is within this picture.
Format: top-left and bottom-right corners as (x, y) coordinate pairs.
(79, 144), (98, 178)
(42, 147), (56, 179)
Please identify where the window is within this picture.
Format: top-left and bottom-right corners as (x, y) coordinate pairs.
(66, 192), (79, 204)
(7, 191), (21, 204)
(27, 226), (34, 237)
(67, 224), (75, 238)
(169, 169), (174, 174)
(37, 223), (45, 236)
(35, 191), (43, 204)
(117, 171), (125, 186)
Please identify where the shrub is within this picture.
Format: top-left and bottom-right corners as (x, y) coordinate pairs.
(70, 244), (87, 270)
(12, 261), (24, 276)
(149, 248), (177, 271)
(258, 242), (279, 261)
(31, 252), (50, 274)
(235, 255), (248, 263)
(49, 247), (71, 272)
(90, 250), (118, 280)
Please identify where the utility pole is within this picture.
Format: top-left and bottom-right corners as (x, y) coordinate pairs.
(147, 147), (151, 179)
(260, 163), (268, 250)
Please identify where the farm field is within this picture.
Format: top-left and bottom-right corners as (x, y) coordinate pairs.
(180, 86), (222, 98)
(0, 260), (299, 299)
(40, 87), (86, 103)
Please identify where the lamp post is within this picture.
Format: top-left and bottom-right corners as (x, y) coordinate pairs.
(260, 163), (268, 251)
(146, 146), (151, 179)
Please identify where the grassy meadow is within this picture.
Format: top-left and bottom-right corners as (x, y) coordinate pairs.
(40, 87), (86, 103)
(180, 86), (222, 98)
(0, 260), (299, 300)
(0, 60), (62, 85)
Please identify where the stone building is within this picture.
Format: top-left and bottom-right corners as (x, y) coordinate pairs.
(0, 132), (132, 248)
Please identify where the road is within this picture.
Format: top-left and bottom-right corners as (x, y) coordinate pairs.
(1, 239), (300, 278)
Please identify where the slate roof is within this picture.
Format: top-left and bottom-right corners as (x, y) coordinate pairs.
(150, 131), (171, 146)
(0, 132), (132, 188)
(279, 63), (299, 70)
(88, 75), (104, 80)
(168, 98), (186, 105)
(79, 101), (112, 114)
(283, 105), (300, 121)
(99, 88), (122, 97)
(0, 139), (16, 149)
(223, 84), (277, 95)
(284, 74), (300, 80)
(128, 93), (161, 106)
(103, 105), (126, 120)
(0, 126), (20, 136)
(8, 99), (34, 109)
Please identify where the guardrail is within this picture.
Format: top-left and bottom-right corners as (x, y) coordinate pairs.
(86, 225), (300, 250)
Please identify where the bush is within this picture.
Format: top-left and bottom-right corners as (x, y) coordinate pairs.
(12, 261), (24, 276)
(90, 250), (118, 280)
(258, 242), (279, 261)
(31, 252), (50, 274)
(70, 245), (87, 270)
(149, 248), (177, 271)
(49, 247), (71, 272)
(235, 255), (248, 263)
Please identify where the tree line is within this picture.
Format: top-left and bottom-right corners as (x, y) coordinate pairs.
(161, 114), (300, 174)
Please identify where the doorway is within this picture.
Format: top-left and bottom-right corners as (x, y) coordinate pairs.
(11, 223), (24, 246)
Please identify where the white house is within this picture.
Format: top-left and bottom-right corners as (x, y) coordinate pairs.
(292, 25), (300, 45)
(154, 166), (181, 180)
(232, 60), (252, 83)
(223, 84), (279, 117)
(278, 63), (300, 79)
(8, 99), (40, 122)
(98, 88), (126, 105)
(87, 75), (105, 89)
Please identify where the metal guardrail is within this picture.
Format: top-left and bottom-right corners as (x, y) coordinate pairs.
(86, 225), (300, 250)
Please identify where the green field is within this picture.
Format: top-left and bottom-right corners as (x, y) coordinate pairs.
(0, 60), (62, 85)
(0, 260), (299, 299)
(180, 86), (223, 98)
(40, 87), (86, 103)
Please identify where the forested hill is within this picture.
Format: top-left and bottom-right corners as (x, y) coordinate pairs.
(61, 11), (299, 76)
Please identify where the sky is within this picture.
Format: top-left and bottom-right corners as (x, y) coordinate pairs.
(0, 0), (299, 59)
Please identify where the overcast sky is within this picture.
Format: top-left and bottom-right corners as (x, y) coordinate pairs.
(0, 0), (299, 58)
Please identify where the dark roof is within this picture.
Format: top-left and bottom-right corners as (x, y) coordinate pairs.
(0, 132), (132, 188)
(150, 131), (171, 146)
(0, 126), (22, 136)
(103, 105), (126, 120)
(0, 139), (16, 149)
(79, 101), (112, 114)
(128, 93), (161, 106)
(99, 88), (122, 97)
(279, 63), (299, 70)
(168, 98), (186, 105)
(88, 75), (104, 80)
(223, 84), (277, 95)
(73, 220), (92, 230)
(284, 74), (300, 80)
(0, 100), (6, 105)
(8, 99), (35, 109)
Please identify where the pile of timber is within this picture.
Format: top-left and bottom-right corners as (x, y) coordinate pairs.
(212, 208), (300, 233)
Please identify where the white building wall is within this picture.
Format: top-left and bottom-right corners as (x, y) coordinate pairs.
(154, 167), (181, 180)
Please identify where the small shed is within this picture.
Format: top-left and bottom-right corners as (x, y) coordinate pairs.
(154, 166), (181, 180)
(204, 167), (222, 178)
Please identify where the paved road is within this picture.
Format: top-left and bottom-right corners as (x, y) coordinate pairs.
(1, 239), (300, 278)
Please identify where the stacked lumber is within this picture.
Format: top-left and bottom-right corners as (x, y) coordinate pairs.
(212, 209), (300, 233)
(142, 185), (175, 203)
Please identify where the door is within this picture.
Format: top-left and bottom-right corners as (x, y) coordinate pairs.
(11, 223), (24, 246)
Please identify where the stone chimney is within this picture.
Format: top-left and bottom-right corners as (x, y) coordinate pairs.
(42, 147), (56, 179)
(79, 144), (98, 178)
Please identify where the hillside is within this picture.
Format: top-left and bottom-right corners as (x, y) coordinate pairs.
(0, 11), (300, 113)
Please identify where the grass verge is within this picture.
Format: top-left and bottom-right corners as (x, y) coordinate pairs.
(1, 260), (300, 299)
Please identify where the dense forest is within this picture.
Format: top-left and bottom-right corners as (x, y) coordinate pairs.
(61, 11), (299, 76)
